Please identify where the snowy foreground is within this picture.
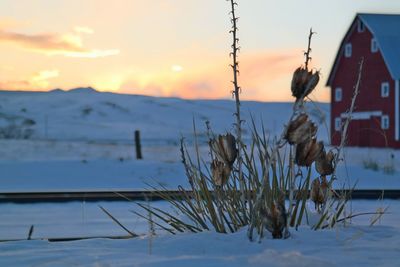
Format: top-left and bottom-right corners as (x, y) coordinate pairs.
(0, 200), (399, 266)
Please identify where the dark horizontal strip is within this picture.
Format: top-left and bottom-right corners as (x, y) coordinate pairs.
(0, 235), (136, 243)
(0, 189), (398, 203)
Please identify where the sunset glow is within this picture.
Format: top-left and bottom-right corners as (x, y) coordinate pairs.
(1, 0), (400, 101)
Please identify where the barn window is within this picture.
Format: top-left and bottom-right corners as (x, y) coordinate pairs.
(381, 82), (390, 97)
(357, 20), (365, 32)
(381, 115), (389, 130)
(344, 43), (352, 58)
(335, 117), (342, 131)
(371, 38), (378, 53)
(335, 87), (342, 102)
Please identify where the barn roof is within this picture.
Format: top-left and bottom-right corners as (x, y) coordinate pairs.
(327, 13), (400, 86)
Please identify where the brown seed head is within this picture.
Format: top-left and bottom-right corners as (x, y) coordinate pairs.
(326, 150), (335, 162)
(315, 148), (335, 176)
(310, 178), (322, 204)
(310, 177), (328, 212)
(304, 71), (320, 97)
(291, 67), (308, 99)
(210, 133), (237, 167)
(211, 159), (231, 187)
(295, 139), (323, 167)
(291, 67), (320, 101)
(262, 200), (287, 239)
(286, 114), (318, 145)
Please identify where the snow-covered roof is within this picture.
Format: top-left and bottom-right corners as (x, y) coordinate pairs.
(359, 14), (400, 80)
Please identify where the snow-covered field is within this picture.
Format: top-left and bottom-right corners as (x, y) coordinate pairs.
(0, 200), (399, 266)
(0, 89), (399, 192)
(1, 88), (324, 143)
(1, 89), (400, 266)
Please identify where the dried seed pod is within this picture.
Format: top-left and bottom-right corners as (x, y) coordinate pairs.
(211, 159), (231, 187)
(262, 199), (287, 239)
(304, 71), (320, 97)
(210, 133), (237, 166)
(326, 150), (335, 162)
(310, 176), (328, 212)
(291, 67), (309, 99)
(291, 67), (320, 101)
(295, 139), (323, 167)
(315, 149), (335, 176)
(285, 114), (317, 145)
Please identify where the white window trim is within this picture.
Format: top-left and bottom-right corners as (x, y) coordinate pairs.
(341, 110), (382, 120)
(371, 38), (378, 53)
(381, 115), (389, 130)
(358, 20), (365, 32)
(344, 43), (352, 58)
(335, 117), (342, 131)
(381, 82), (390, 98)
(335, 87), (342, 102)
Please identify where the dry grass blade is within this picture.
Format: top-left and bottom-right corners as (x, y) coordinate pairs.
(27, 225), (34, 240)
(131, 210), (176, 234)
(319, 210), (391, 229)
(140, 202), (202, 232)
(99, 205), (138, 237)
(295, 169), (311, 228)
(370, 206), (389, 226)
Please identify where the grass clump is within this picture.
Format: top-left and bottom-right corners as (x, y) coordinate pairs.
(362, 158), (380, 171)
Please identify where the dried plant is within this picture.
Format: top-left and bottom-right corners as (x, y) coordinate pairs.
(285, 114), (317, 145)
(210, 133), (238, 167)
(315, 149), (335, 176)
(295, 139), (323, 167)
(310, 176), (328, 212)
(133, 2), (383, 242)
(211, 159), (231, 187)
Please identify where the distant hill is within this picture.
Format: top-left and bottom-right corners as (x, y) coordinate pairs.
(49, 87), (97, 93)
(0, 89), (330, 144)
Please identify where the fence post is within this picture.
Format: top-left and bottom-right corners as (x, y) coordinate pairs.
(135, 130), (143, 159)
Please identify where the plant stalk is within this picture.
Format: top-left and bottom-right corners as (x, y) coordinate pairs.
(229, 0), (245, 208)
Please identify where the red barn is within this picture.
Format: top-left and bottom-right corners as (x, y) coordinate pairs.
(327, 13), (400, 148)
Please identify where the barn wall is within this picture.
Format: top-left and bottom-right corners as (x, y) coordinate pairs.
(330, 18), (399, 148)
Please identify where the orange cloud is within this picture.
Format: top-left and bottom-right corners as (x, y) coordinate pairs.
(167, 50), (303, 101)
(0, 28), (119, 58)
(0, 17), (28, 30)
(116, 49), (329, 102)
(0, 69), (59, 90)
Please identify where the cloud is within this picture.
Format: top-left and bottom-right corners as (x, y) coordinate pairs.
(171, 65), (183, 72)
(0, 27), (119, 58)
(74, 26), (94, 34)
(0, 69), (59, 90)
(169, 50), (303, 101)
(63, 49), (120, 58)
(0, 17), (27, 30)
(117, 50), (303, 101)
(120, 80), (164, 96)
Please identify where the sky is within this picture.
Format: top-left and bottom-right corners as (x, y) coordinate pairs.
(0, 0), (400, 102)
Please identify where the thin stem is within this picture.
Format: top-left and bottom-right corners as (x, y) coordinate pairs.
(336, 58), (364, 166)
(229, 0), (245, 207)
(320, 58), (364, 217)
(287, 145), (295, 227)
(322, 211), (389, 229)
(304, 28), (315, 70)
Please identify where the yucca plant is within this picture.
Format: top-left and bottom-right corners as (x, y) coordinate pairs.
(133, 1), (372, 241)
